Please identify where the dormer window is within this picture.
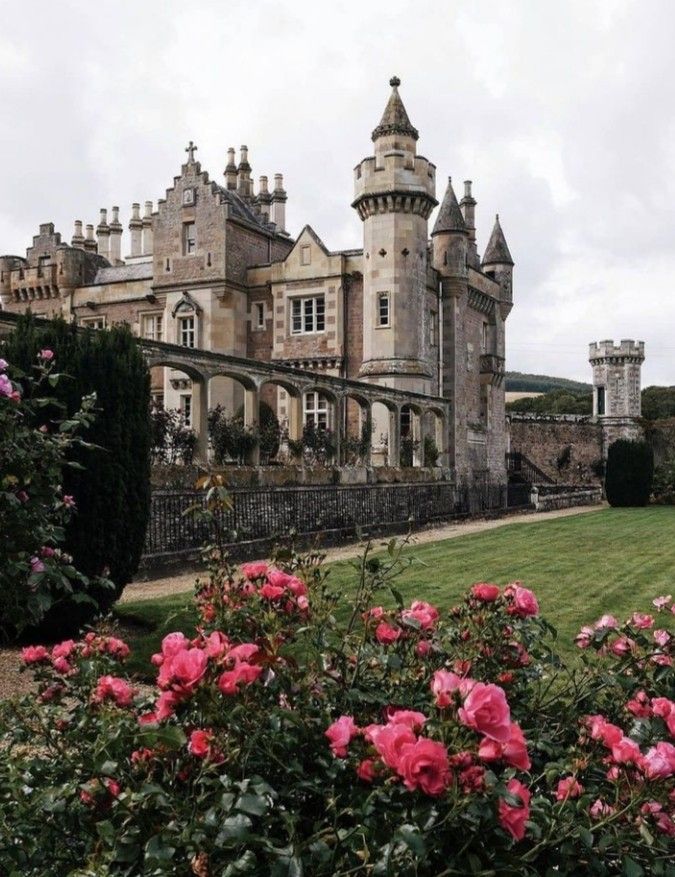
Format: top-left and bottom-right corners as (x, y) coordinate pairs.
(183, 222), (196, 255)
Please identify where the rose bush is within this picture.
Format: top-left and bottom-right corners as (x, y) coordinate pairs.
(0, 541), (673, 875)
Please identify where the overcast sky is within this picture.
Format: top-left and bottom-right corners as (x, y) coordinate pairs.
(1, 0), (674, 385)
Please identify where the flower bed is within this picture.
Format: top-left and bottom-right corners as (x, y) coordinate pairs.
(1, 543), (673, 875)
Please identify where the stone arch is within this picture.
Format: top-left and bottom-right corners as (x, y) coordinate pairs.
(257, 378), (305, 462)
(145, 356), (210, 463)
(370, 398), (401, 467)
(341, 390), (373, 466)
(423, 405), (447, 468)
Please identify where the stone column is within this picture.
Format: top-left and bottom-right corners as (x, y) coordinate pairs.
(412, 410), (423, 467)
(192, 378), (209, 465)
(388, 407), (400, 468)
(243, 387), (260, 465)
(332, 397), (343, 467)
(287, 394), (303, 442)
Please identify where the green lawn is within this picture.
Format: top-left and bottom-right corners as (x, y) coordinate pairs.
(115, 507), (675, 677)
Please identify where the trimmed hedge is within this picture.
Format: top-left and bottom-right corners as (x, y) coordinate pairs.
(604, 438), (654, 507)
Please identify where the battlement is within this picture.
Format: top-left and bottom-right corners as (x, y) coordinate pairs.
(354, 153), (436, 199)
(588, 339), (645, 362)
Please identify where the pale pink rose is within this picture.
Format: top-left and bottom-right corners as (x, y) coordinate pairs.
(217, 662), (262, 695)
(0, 373), (14, 398)
(0, 358), (7, 370)
(240, 561), (268, 580)
(396, 738), (451, 796)
(356, 758), (376, 782)
(653, 629), (671, 647)
(202, 631), (229, 659)
(478, 721), (530, 770)
(365, 606), (385, 621)
(651, 654), (673, 667)
(643, 742), (675, 779)
(590, 799), (615, 820)
(400, 600), (439, 631)
(259, 582), (285, 600)
(606, 765), (620, 781)
(62, 494), (76, 508)
(629, 612), (654, 629)
(653, 595), (672, 610)
(325, 715), (359, 757)
(415, 640), (432, 658)
(297, 594), (310, 611)
(555, 776), (584, 801)
(30, 556), (45, 574)
(651, 697), (675, 736)
(458, 682), (511, 743)
(371, 723), (417, 770)
(159, 632), (190, 660)
(610, 636), (635, 657)
(386, 709), (427, 732)
(431, 669), (475, 708)
(21, 645), (49, 664)
(375, 622), (401, 645)
(498, 779), (531, 841)
(506, 585), (539, 618)
(594, 614), (619, 630)
(38, 348), (54, 361)
(471, 582), (500, 602)
(575, 625), (594, 649)
(94, 675), (135, 708)
(626, 690), (651, 718)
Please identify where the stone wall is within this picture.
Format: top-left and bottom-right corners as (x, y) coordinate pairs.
(508, 415), (603, 483)
(645, 418), (675, 466)
(531, 485), (603, 512)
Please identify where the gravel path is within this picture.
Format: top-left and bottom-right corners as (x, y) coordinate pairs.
(0, 503), (604, 700)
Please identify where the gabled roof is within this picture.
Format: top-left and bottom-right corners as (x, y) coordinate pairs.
(482, 215), (514, 266)
(372, 76), (419, 142)
(290, 224), (331, 256)
(432, 178), (467, 236)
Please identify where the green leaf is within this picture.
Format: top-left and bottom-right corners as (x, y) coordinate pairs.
(237, 793), (268, 817)
(145, 834), (176, 862)
(623, 857), (644, 877)
(218, 813), (252, 843)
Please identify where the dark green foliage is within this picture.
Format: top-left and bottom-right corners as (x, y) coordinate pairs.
(605, 439), (654, 507)
(556, 444), (572, 472)
(506, 388), (592, 415)
(2, 314), (151, 615)
(505, 371), (592, 395)
(652, 460), (675, 504)
(423, 434), (439, 467)
(236, 400), (280, 462)
(150, 405), (197, 465)
(400, 435), (419, 467)
(641, 385), (675, 420)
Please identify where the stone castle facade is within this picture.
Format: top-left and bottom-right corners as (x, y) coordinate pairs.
(0, 78), (514, 484)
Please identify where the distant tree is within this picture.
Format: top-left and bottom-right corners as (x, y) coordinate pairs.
(506, 389), (592, 416)
(2, 313), (151, 619)
(505, 371), (593, 395)
(605, 439), (654, 507)
(641, 386), (675, 420)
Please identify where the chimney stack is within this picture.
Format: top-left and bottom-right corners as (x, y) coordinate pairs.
(83, 223), (97, 252)
(142, 201), (153, 255)
(257, 175), (272, 221)
(271, 173), (287, 232)
(460, 180), (478, 266)
(96, 208), (110, 261)
(72, 219), (85, 249)
(237, 145), (253, 200)
(129, 203), (142, 257)
(109, 206), (123, 264)
(224, 147), (237, 190)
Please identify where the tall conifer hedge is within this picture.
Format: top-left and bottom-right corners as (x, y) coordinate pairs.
(604, 438), (654, 507)
(3, 314), (151, 615)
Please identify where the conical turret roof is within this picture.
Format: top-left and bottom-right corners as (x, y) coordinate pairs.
(432, 178), (467, 236)
(372, 76), (419, 142)
(482, 214), (514, 265)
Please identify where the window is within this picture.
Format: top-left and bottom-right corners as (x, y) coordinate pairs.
(81, 316), (106, 330)
(377, 292), (390, 327)
(178, 314), (195, 348)
(429, 310), (437, 347)
(301, 245), (311, 266)
(481, 322), (489, 353)
(183, 222), (196, 255)
(597, 386), (606, 416)
(400, 406), (411, 438)
(303, 391), (330, 429)
(254, 302), (265, 329)
(180, 394), (192, 427)
(142, 313), (163, 341)
(291, 296), (325, 334)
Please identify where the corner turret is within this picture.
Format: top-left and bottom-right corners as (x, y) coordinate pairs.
(482, 214), (514, 317)
(432, 177), (468, 278)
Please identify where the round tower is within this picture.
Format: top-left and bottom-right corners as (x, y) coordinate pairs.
(352, 76), (437, 392)
(589, 339), (645, 448)
(482, 214), (514, 319)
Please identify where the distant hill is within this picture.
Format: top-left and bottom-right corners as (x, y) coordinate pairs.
(505, 372), (593, 395)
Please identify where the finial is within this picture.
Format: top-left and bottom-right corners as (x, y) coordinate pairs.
(390, 76), (401, 88)
(185, 140), (198, 163)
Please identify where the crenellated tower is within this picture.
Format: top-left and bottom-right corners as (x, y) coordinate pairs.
(589, 340), (645, 451)
(352, 76), (437, 393)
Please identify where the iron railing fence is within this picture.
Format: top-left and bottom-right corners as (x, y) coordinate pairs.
(144, 481), (531, 557)
(505, 452), (555, 485)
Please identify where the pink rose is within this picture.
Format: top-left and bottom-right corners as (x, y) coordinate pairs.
(629, 612), (654, 629)
(38, 348), (54, 361)
(555, 776), (584, 801)
(478, 721), (530, 770)
(94, 675), (135, 708)
(259, 583), (285, 600)
(643, 742), (675, 779)
(653, 595), (672, 610)
(370, 723), (417, 769)
(52, 640), (76, 660)
(0, 358), (7, 370)
(498, 778), (531, 841)
(267, 569), (308, 597)
(325, 715), (359, 757)
(30, 556), (45, 574)
(155, 690), (180, 720)
(375, 622), (401, 645)
(400, 600), (439, 630)
(21, 645), (49, 664)
(386, 709), (427, 732)
(590, 798), (615, 820)
(585, 715), (623, 747)
(188, 729), (217, 759)
(102, 637), (130, 660)
(459, 682), (511, 743)
(0, 373), (15, 398)
(356, 759), (376, 782)
(162, 647), (208, 693)
(416, 640), (432, 658)
(651, 697), (675, 736)
(217, 662), (262, 695)
(626, 690), (651, 718)
(63, 495), (76, 509)
(505, 584), (539, 617)
(226, 642), (259, 663)
(431, 669), (475, 708)
(158, 632), (190, 661)
(52, 657), (72, 674)
(610, 636), (635, 657)
(594, 614), (619, 630)
(396, 738), (451, 796)
(471, 583), (500, 602)
(653, 629), (671, 647)
(610, 736), (643, 766)
(240, 561), (269, 580)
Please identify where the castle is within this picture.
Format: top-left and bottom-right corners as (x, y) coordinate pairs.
(0, 78), (514, 484)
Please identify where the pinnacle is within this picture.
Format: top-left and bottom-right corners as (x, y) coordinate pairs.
(482, 214), (514, 266)
(432, 178), (467, 236)
(372, 76), (419, 142)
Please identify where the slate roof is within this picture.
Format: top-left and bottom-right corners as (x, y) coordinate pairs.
(482, 215), (514, 266)
(372, 76), (419, 142)
(92, 262), (154, 284)
(432, 178), (467, 235)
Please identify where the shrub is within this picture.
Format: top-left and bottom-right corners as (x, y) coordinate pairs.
(2, 541), (674, 874)
(605, 439), (654, 507)
(0, 352), (113, 641)
(300, 422), (336, 465)
(2, 314), (151, 615)
(400, 435), (420, 467)
(652, 459), (675, 505)
(209, 406), (259, 465)
(150, 404), (197, 465)
(423, 434), (440, 467)
(234, 401), (280, 463)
